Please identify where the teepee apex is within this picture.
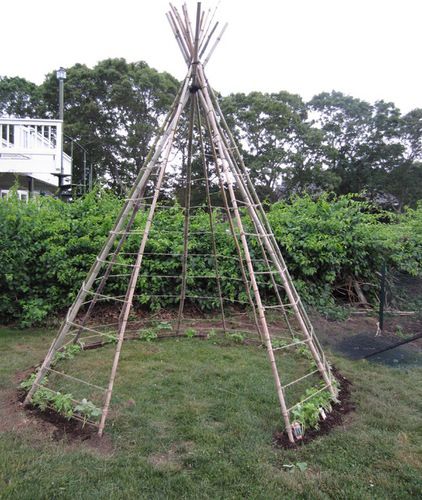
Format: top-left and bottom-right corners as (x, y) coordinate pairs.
(167, 2), (228, 69)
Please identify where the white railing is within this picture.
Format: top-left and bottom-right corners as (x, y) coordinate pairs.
(0, 118), (63, 171)
(0, 117), (72, 188)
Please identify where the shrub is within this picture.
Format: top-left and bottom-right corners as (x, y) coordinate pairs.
(0, 190), (420, 326)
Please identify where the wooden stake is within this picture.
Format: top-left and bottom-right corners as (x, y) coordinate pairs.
(196, 99), (227, 333)
(176, 93), (195, 334)
(98, 78), (191, 435)
(203, 75), (335, 396)
(24, 69), (193, 408)
(200, 102), (263, 341)
(197, 74), (294, 442)
(203, 23), (227, 67)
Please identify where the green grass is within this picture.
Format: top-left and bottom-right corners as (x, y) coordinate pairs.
(1, 327), (422, 499)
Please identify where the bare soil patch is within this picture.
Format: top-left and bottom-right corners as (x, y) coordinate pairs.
(148, 441), (194, 471)
(0, 374), (114, 456)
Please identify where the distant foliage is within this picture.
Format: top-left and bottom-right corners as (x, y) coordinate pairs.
(0, 191), (421, 326)
(2, 68), (421, 206)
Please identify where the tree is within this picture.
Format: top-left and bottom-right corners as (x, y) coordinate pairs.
(221, 91), (336, 201)
(309, 92), (422, 207)
(0, 76), (43, 117)
(39, 59), (179, 192)
(0, 60), (179, 193)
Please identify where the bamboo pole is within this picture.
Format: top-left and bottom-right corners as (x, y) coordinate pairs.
(176, 3), (202, 333)
(196, 99), (227, 333)
(202, 72), (335, 395)
(73, 198), (143, 344)
(98, 81), (190, 435)
(203, 23), (228, 67)
(199, 21), (219, 59)
(200, 100), (263, 341)
(24, 69), (193, 407)
(204, 76), (331, 368)
(169, 4), (193, 54)
(199, 2), (219, 50)
(252, 229), (296, 338)
(231, 173), (332, 389)
(198, 6), (210, 46)
(176, 94), (195, 334)
(182, 2), (195, 46)
(197, 75), (294, 443)
(166, 12), (190, 65)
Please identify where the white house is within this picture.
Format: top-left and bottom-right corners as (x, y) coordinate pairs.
(0, 117), (72, 199)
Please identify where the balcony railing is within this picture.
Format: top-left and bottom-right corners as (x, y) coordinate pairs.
(0, 117), (71, 188)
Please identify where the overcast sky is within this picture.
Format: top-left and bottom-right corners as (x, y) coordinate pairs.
(2, 0), (421, 113)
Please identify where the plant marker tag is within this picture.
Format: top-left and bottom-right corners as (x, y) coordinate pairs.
(291, 421), (303, 440)
(320, 408), (327, 420)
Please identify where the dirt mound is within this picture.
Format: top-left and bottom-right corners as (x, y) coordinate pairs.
(0, 376), (114, 456)
(274, 368), (355, 449)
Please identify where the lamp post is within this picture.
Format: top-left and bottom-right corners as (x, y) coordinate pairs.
(56, 67), (66, 191)
(64, 134), (89, 194)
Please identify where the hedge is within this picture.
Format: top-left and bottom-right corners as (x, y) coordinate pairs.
(1, 189), (421, 327)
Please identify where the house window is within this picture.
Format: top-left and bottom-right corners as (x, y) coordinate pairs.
(0, 190), (30, 201)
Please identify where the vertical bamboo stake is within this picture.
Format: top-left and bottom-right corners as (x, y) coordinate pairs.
(253, 233), (296, 338)
(182, 2), (195, 45)
(200, 102), (263, 340)
(198, 6), (209, 45)
(167, 11), (190, 65)
(201, 68), (335, 396)
(196, 100), (227, 333)
(199, 3), (218, 49)
(203, 23), (228, 67)
(378, 260), (386, 335)
(73, 192), (145, 344)
(220, 158), (295, 442)
(176, 2), (201, 333)
(222, 134), (335, 394)
(199, 21), (219, 59)
(176, 94), (195, 334)
(170, 3), (193, 54)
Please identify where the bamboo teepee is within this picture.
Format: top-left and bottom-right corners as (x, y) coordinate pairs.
(24, 2), (337, 443)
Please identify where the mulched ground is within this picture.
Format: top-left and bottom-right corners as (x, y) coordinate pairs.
(10, 385), (113, 454)
(274, 367), (355, 449)
(16, 389), (97, 440)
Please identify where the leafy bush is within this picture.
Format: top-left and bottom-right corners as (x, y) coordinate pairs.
(0, 189), (119, 326)
(291, 386), (334, 431)
(268, 195), (422, 307)
(74, 398), (102, 426)
(0, 191), (421, 326)
(31, 388), (54, 411)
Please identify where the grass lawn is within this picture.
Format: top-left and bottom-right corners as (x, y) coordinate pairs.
(0, 327), (421, 499)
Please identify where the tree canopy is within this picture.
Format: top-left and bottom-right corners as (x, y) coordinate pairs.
(1, 59), (179, 193)
(1, 60), (421, 207)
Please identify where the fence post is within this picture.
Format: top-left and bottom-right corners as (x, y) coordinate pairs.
(378, 260), (386, 334)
